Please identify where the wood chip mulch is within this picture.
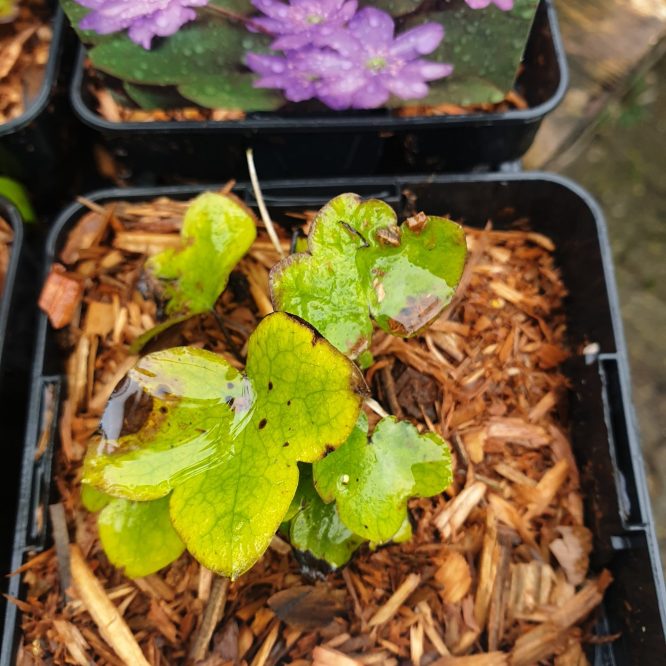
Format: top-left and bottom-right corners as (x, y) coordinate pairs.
(16, 189), (612, 665)
(0, 0), (52, 124)
(0, 214), (14, 293)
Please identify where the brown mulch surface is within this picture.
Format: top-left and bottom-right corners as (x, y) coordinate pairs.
(0, 215), (14, 292)
(17, 189), (610, 665)
(0, 0), (52, 124)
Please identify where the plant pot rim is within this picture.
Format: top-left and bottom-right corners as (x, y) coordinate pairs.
(0, 197), (23, 368)
(69, 0), (568, 135)
(0, 9), (66, 138)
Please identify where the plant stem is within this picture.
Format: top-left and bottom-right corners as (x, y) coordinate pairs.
(365, 397), (390, 419)
(188, 575), (230, 662)
(246, 148), (286, 259)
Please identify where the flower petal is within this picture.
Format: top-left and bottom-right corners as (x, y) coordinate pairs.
(348, 7), (395, 50)
(390, 22), (443, 59)
(350, 78), (389, 108)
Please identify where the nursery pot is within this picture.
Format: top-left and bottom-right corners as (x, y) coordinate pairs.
(0, 196), (25, 589)
(2, 173), (664, 665)
(0, 7), (69, 207)
(70, 0), (567, 182)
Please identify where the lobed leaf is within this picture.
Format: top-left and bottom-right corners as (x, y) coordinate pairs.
(85, 312), (367, 579)
(270, 193), (467, 358)
(314, 414), (453, 543)
(288, 468), (364, 569)
(98, 495), (185, 578)
(147, 192), (256, 318)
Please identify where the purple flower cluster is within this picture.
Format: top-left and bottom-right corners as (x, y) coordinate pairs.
(465, 0), (514, 9)
(246, 1), (452, 110)
(77, 0), (208, 49)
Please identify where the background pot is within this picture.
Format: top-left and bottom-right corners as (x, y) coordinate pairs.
(70, 1), (567, 182)
(0, 8), (70, 208)
(2, 173), (663, 665)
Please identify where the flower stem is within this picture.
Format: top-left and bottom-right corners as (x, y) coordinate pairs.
(246, 148), (285, 259)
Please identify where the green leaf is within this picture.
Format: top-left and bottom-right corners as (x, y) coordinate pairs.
(98, 495), (185, 578)
(270, 193), (467, 358)
(290, 469), (364, 569)
(81, 484), (112, 513)
(147, 192), (256, 318)
(84, 347), (251, 500)
(0, 177), (36, 224)
(399, 0), (540, 106)
(314, 414), (452, 543)
(170, 313), (366, 579)
(178, 73), (283, 111)
(366, 0), (424, 16)
(88, 20), (269, 87)
(123, 82), (190, 110)
(85, 312), (367, 580)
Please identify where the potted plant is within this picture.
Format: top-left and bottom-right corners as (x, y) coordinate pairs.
(63, 0), (567, 180)
(3, 174), (664, 665)
(0, 2), (69, 205)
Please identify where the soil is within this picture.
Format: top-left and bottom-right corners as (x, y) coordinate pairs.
(15, 191), (610, 665)
(0, 0), (52, 124)
(85, 66), (527, 125)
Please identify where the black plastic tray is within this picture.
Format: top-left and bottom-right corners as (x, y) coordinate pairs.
(2, 173), (664, 665)
(0, 8), (69, 206)
(69, 0), (567, 181)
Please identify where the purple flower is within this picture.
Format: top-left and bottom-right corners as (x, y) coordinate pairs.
(316, 8), (452, 109)
(247, 48), (343, 102)
(251, 0), (357, 50)
(77, 0), (209, 49)
(464, 0), (514, 10)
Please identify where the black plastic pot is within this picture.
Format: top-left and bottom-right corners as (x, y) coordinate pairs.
(0, 8), (69, 207)
(0, 197), (24, 586)
(70, 0), (567, 182)
(2, 173), (664, 665)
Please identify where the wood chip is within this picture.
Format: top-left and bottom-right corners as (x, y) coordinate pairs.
(368, 574), (421, 627)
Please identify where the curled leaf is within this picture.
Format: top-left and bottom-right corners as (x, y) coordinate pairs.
(270, 193), (467, 357)
(133, 192), (256, 350)
(314, 414), (453, 543)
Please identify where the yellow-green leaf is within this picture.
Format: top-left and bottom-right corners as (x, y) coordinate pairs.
(314, 414), (452, 543)
(98, 495), (185, 578)
(170, 313), (367, 579)
(147, 193), (256, 318)
(85, 312), (367, 580)
(270, 194), (467, 358)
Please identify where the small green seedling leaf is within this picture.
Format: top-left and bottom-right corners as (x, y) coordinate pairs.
(98, 495), (185, 578)
(314, 414), (453, 543)
(147, 192), (256, 318)
(289, 468), (364, 569)
(85, 312), (367, 580)
(131, 192), (256, 351)
(270, 194), (467, 358)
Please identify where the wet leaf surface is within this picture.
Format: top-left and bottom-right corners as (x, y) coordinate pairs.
(85, 312), (366, 579)
(270, 194), (466, 358)
(314, 414), (453, 543)
(97, 495), (185, 578)
(289, 468), (364, 569)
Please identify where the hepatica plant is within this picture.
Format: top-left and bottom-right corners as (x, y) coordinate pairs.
(84, 193), (464, 579)
(62, 0), (539, 111)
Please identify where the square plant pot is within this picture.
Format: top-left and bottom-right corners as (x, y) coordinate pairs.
(0, 196), (25, 591)
(2, 173), (663, 665)
(69, 0), (567, 181)
(0, 6), (69, 206)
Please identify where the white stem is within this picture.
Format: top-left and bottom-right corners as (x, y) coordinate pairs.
(246, 148), (285, 259)
(365, 397), (389, 419)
